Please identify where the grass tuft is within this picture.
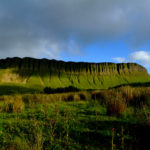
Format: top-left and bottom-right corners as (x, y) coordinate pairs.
(1, 96), (24, 113)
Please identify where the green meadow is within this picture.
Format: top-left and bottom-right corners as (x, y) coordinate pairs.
(0, 87), (150, 150)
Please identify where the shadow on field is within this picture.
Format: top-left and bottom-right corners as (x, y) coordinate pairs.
(112, 82), (150, 89)
(70, 119), (150, 150)
(0, 85), (39, 95)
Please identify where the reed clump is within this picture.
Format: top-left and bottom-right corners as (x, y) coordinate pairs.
(118, 86), (134, 104)
(91, 90), (126, 116)
(106, 99), (126, 116)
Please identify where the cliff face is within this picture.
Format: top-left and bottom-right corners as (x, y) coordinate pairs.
(0, 57), (149, 89)
(0, 57), (147, 74)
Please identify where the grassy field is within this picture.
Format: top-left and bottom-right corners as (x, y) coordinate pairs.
(0, 72), (149, 90)
(0, 87), (150, 150)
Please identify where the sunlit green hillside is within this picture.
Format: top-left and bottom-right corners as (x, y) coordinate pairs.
(0, 57), (149, 94)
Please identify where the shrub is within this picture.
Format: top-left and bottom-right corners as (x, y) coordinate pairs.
(106, 99), (126, 116)
(117, 87), (150, 108)
(43, 86), (79, 94)
(79, 93), (86, 100)
(44, 87), (53, 94)
(62, 94), (74, 102)
(67, 95), (74, 101)
(2, 96), (24, 113)
(105, 91), (126, 116)
(131, 91), (150, 108)
(91, 92), (106, 104)
(118, 86), (134, 104)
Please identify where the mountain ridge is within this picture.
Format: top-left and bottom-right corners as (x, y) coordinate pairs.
(0, 57), (149, 91)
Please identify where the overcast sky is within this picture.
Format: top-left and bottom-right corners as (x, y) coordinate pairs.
(0, 0), (150, 72)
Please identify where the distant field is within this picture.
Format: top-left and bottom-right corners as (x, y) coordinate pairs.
(0, 80), (150, 96)
(0, 86), (150, 150)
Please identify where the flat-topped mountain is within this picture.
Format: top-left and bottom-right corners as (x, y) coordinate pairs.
(0, 57), (149, 91)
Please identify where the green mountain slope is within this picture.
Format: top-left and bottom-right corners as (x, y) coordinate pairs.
(0, 57), (149, 92)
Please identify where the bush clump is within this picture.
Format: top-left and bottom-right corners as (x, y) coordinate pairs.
(105, 91), (126, 116)
(118, 86), (134, 104)
(91, 92), (106, 104)
(79, 93), (86, 100)
(106, 99), (126, 116)
(62, 94), (74, 101)
(44, 86), (79, 94)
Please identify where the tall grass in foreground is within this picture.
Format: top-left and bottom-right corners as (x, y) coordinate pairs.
(0, 86), (150, 149)
(92, 86), (150, 116)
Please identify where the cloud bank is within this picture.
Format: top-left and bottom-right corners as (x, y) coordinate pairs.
(113, 51), (150, 68)
(113, 57), (126, 63)
(1, 0), (150, 58)
(129, 51), (150, 67)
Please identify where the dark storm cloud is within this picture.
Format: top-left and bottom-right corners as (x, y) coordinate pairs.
(0, 0), (150, 58)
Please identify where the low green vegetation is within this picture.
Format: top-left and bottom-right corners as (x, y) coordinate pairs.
(0, 86), (150, 150)
(0, 84), (40, 96)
